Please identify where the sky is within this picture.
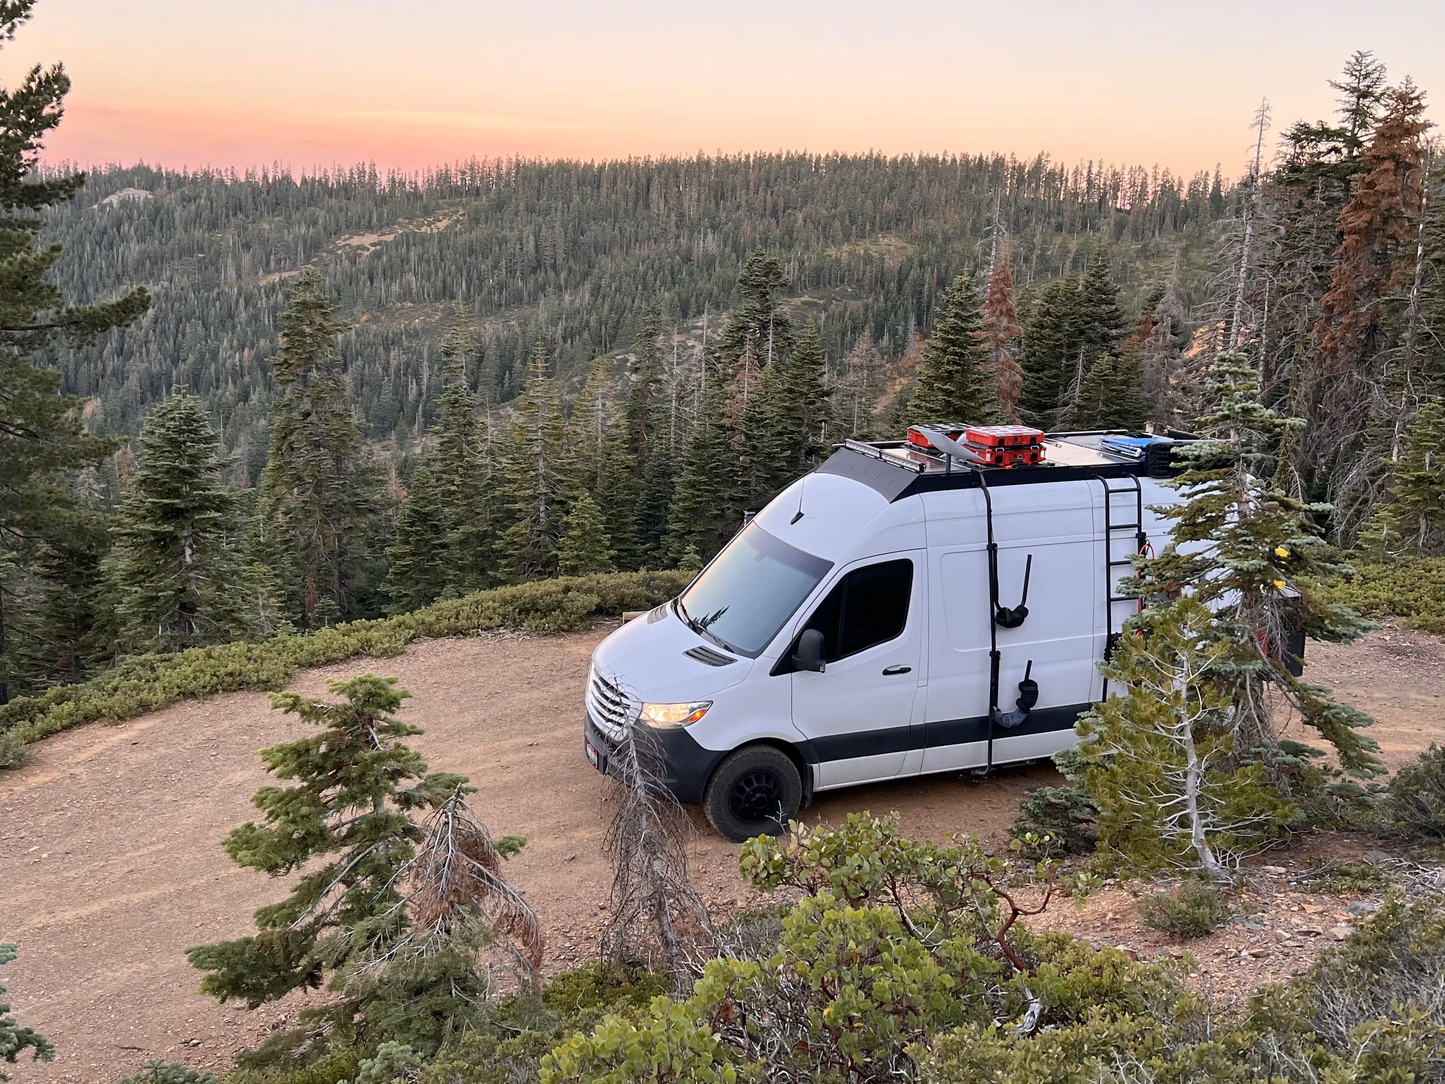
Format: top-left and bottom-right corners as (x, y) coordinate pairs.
(8, 0), (1444, 179)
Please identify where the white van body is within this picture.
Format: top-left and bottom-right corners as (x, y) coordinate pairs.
(583, 431), (1190, 839)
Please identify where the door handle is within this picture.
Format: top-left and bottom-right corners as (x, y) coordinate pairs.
(882, 665), (912, 676)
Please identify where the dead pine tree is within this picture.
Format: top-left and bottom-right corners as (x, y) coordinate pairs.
(405, 786), (545, 989)
(599, 700), (715, 990)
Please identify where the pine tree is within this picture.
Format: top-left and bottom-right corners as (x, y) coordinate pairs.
(108, 389), (249, 652)
(254, 270), (387, 627)
(982, 247), (1025, 423)
(1076, 246), (1129, 362)
(571, 357), (619, 500)
(1377, 398), (1445, 554)
(380, 464), (450, 612)
(1077, 596), (1295, 878)
(1141, 263), (1191, 425)
(1134, 353), (1381, 779)
(719, 250), (794, 368)
(1018, 276), (1082, 429)
(725, 338), (773, 508)
(1, 943), (54, 1080)
(1316, 80), (1431, 365)
(0, 1), (149, 701)
(1071, 351), (1150, 432)
(908, 272), (997, 424)
(762, 317), (832, 476)
(557, 492), (616, 576)
(186, 675), (478, 1061)
(496, 342), (574, 581)
(429, 328), (496, 596)
(608, 308), (670, 569)
(834, 330), (885, 438)
(666, 377), (736, 564)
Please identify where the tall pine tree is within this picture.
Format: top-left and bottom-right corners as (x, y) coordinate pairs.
(1133, 353), (1381, 780)
(496, 342), (574, 581)
(254, 270), (387, 627)
(108, 389), (250, 652)
(666, 376), (736, 564)
(1018, 275), (1082, 429)
(909, 271), (997, 425)
(762, 317), (832, 477)
(982, 247), (1025, 423)
(0, 0), (149, 700)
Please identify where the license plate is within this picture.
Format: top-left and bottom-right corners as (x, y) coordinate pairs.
(585, 741), (600, 769)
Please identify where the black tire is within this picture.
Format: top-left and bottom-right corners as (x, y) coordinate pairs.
(703, 745), (803, 843)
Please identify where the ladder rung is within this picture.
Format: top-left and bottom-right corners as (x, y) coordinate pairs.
(1109, 595), (1138, 603)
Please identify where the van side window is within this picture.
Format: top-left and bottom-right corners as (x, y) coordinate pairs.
(802, 559), (913, 663)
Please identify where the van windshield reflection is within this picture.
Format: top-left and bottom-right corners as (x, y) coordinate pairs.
(676, 523), (833, 657)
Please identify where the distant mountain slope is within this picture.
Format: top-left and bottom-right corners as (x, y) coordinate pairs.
(42, 153), (1228, 475)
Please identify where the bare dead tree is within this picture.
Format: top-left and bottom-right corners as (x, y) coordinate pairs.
(404, 786), (544, 986)
(599, 706), (715, 989)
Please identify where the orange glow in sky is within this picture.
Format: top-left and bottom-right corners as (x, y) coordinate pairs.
(10, 0), (1444, 177)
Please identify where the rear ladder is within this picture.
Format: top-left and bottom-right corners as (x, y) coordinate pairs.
(1093, 476), (1147, 701)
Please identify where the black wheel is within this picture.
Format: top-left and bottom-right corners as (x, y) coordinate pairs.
(703, 745), (803, 843)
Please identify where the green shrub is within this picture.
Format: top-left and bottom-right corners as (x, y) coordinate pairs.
(0, 730), (25, 769)
(1011, 786), (1098, 857)
(226, 1051), (360, 1084)
(1136, 881), (1231, 941)
(1383, 744), (1445, 840)
(0, 571), (688, 756)
(1314, 555), (1445, 634)
(1295, 859), (1395, 895)
(416, 962), (667, 1084)
(117, 1063), (218, 1084)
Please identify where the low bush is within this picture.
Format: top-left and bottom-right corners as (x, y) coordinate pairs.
(1136, 880), (1231, 941)
(1383, 744), (1445, 840)
(1011, 785), (1098, 857)
(0, 571), (688, 756)
(116, 1064), (217, 1084)
(1314, 555), (1445, 634)
(1295, 859), (1395, 895)
(0, 729), (26, 769)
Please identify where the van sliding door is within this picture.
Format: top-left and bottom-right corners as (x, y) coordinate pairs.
(921, 482), (1098, 773)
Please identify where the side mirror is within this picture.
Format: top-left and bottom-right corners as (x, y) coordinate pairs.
(793, 628), (826, 673)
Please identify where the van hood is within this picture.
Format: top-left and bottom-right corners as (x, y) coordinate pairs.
(591, 602), (756, 703)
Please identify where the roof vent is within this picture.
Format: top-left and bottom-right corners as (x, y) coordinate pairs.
(684, 645), (736, 667)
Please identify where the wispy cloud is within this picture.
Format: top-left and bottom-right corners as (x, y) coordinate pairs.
(337, 110), (608, 134)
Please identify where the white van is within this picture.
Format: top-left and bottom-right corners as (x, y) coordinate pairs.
(584, 429), (1193, 841)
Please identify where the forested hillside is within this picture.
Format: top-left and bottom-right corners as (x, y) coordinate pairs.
(6, 37), (1445, 713)
(45, 151), (1227, 477)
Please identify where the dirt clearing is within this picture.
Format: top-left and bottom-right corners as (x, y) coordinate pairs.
(2, 623), (1442, 1082)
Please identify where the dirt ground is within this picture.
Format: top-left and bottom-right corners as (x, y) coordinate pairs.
(1, 622), (1442, 1083)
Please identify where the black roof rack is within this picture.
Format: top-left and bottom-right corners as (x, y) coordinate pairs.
(818, 431), (1192, 503)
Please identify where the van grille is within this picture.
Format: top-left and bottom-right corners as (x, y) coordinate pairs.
(587, 668), (637, 738)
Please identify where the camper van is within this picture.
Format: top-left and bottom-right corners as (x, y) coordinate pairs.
(583, 427), (1195, 842)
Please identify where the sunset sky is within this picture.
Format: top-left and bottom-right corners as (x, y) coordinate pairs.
(8, 0), (1443, 178)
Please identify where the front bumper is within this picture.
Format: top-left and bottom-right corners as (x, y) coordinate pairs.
(583, 714), (724, 805)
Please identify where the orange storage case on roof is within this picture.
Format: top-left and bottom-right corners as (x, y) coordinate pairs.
(965, 424), (1045, 448)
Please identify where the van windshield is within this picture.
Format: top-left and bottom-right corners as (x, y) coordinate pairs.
(676, 522), (833, 657)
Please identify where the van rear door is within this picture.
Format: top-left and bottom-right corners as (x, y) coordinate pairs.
(785, 553), (925, 789)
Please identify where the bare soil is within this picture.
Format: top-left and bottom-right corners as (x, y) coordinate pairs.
(2, 623), (1442, 1083)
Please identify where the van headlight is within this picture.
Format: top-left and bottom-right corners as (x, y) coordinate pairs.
(640, 701), (712, 728)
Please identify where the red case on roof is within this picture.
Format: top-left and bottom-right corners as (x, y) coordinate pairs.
(965, 424), (1045, 448)
(906, 423), (967, 449)
(965, 443), (1045, 467)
